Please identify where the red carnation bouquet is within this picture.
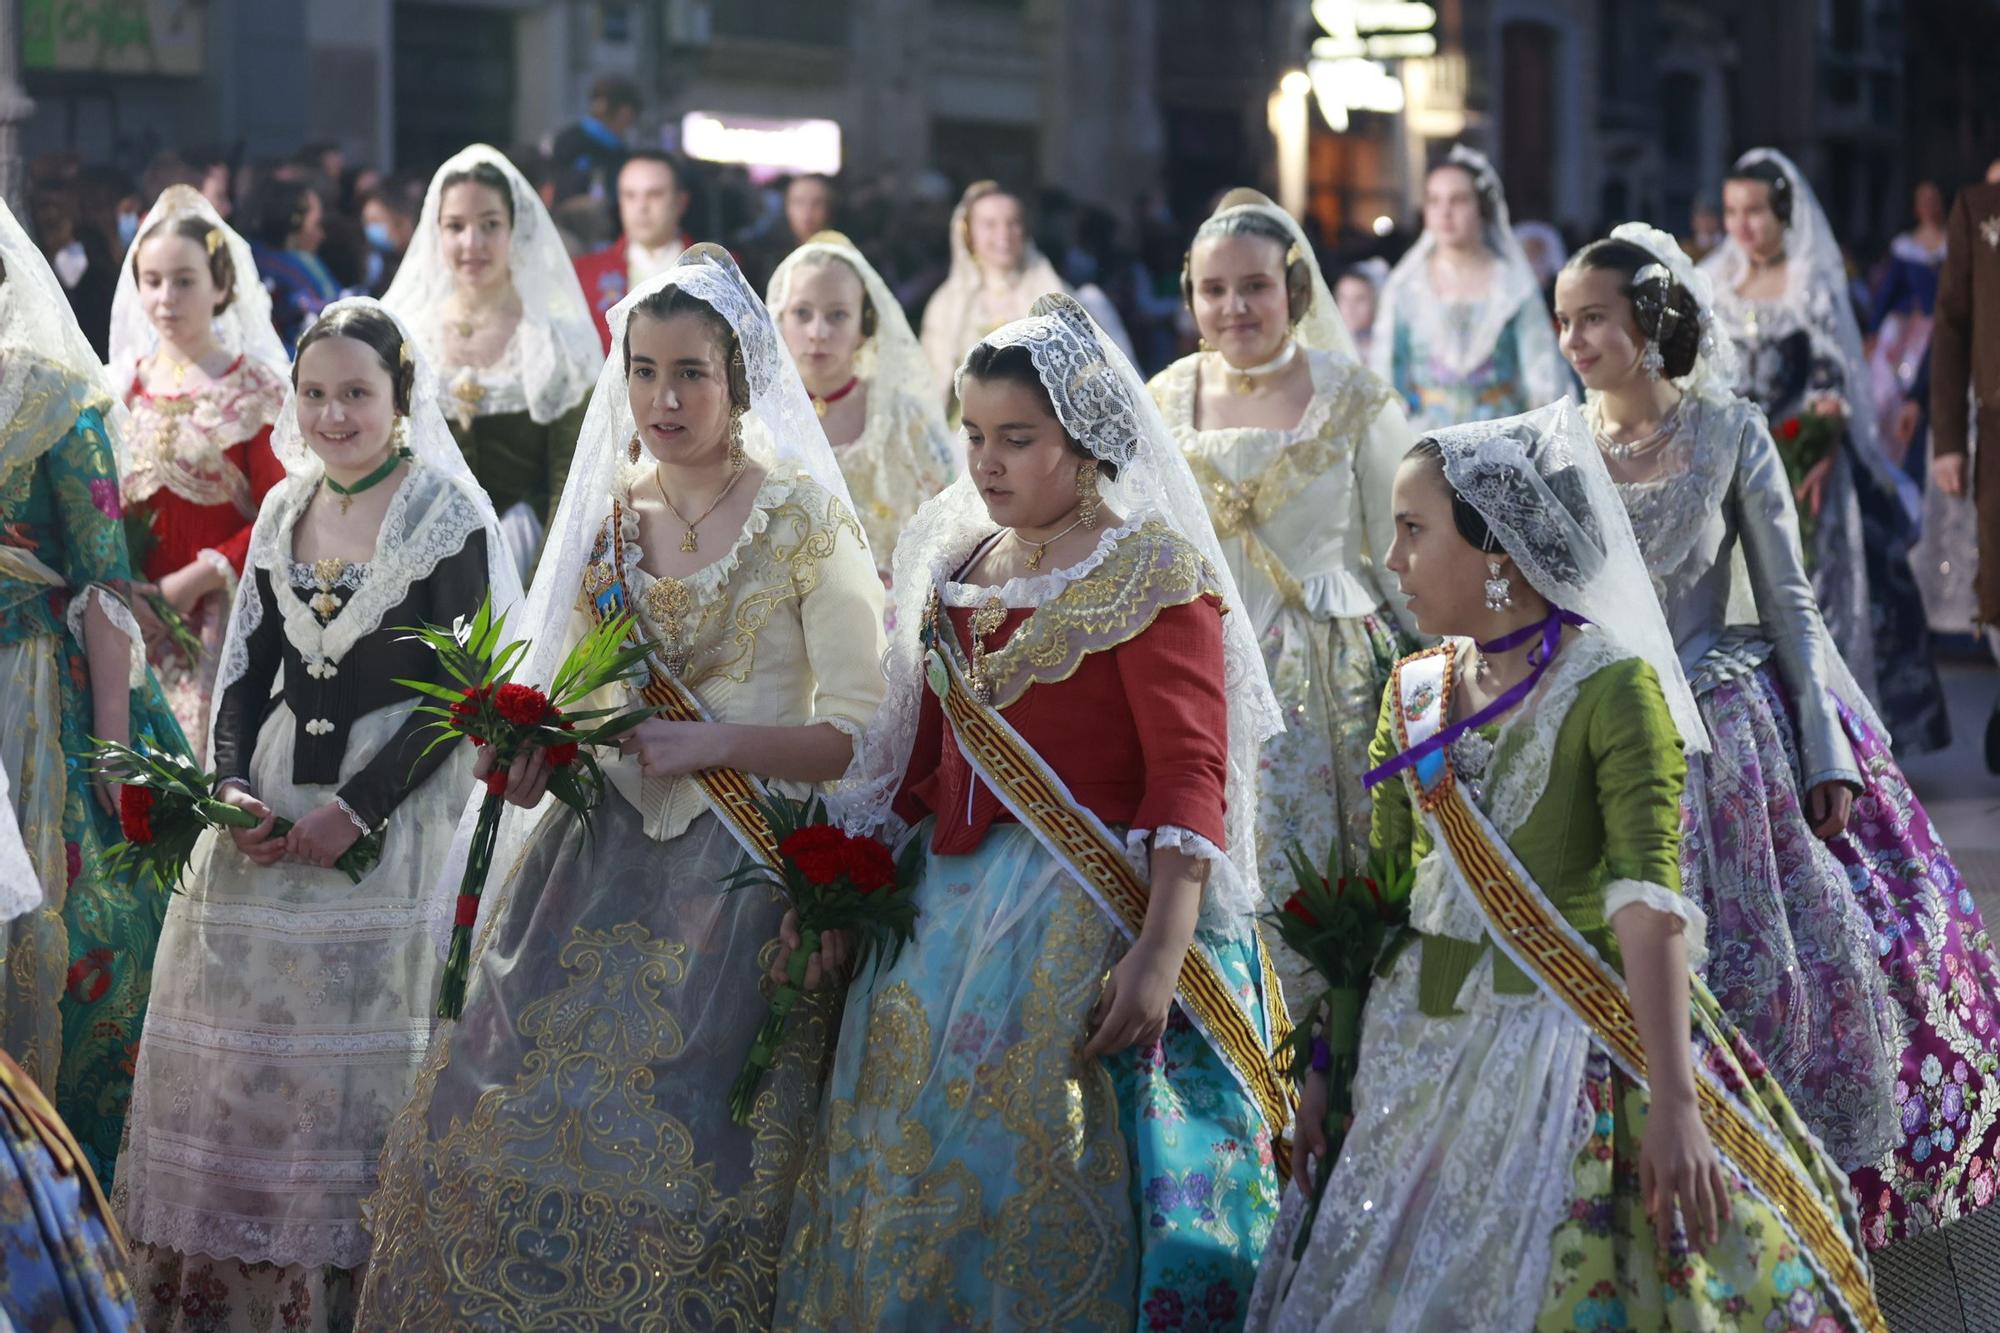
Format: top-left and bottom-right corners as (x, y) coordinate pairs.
(721, 794), (921, 1124)
(1772, 409), (1840, 565)
(1267, 837), (1414, 1256)
(397, 595), (657, 1018)
(91, 739), (382, 889)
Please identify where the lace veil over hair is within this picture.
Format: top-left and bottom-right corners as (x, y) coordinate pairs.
(840, 292), (1283, 924)
(108, 184), (289, 398)
(1189, 188), (1358, 360)
(428, 244), (858, 950)
(1599, 222), (1741, 404)
(382, 143), (600, 425)
(1371, 144), (1565, 407)
(0, 196), (124, 473)
(206, 297), (525, 763)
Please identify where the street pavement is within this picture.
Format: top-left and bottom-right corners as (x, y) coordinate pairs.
(1872, 657), (2000, 1332)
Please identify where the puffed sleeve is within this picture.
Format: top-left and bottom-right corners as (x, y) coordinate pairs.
(52, 407), (145, 685)
(1364, 677), (1418, 865)
(797, 491), (888, 740)
(1589, 657), (1705, 963)
(1354, 392), (1418, 636)
(1112, 595), (1229, 847)
(208, 424), (288, 575)
(1731, 414), (1862, 788)
(334, 530), (491, 828)
(211, 569), (284, 787)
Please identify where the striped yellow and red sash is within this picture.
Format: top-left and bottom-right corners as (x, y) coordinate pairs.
(924, 621), (1296, 1172)
(585, 502), (782, 874)
(1390, 658), (1884, 1332)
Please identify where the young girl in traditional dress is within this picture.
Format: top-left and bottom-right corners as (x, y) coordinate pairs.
(112, 185), (291, 756)
(116, 300), (520, 1332)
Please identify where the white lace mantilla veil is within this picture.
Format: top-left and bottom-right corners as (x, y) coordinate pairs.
(1199, 188), (1359, 361)
(0, 195), (125, 476)
(766, 229), (954, 470)
(381, 143), (600, 425)
(106, 184), (289, 413)
(838, 292), (1284, 923)
(1607, 220), (1887, 738)
(429, 244), (858, 952)
(0, 760), (33, 922)
(206, 297), (525, 764)
(1425, 397), (1707, 762)
(1370, 144), (1565, 405)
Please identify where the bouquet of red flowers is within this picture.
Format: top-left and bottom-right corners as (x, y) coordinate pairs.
(91, 739), (382, 889)
(397, 595), (657, 1019)
(1773, 410), (1840, 565)
(1267, 837), (1415, 1256)
(722, 795), (921, 1124)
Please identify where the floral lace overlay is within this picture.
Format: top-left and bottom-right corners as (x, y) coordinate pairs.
(121, 358), (287, 512)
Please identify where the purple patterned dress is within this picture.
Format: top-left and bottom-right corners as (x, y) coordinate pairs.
(1612, 392), (2000, 1246)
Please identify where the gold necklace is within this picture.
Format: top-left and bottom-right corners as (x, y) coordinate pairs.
(967, 594), (1008, 704)
(1013, 512), (1091, 572)
(655, 460), (747, 553)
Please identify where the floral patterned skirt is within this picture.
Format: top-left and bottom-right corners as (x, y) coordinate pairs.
(1680, 662), (1903, 1170)
(777, 823), (1281, 1331)
(1246, 951), (1871, 1333)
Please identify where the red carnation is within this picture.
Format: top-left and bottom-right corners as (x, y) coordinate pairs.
(780, 823), (852, 886)
(1281, 890), (1320, 929)
(118, 785), (156, 844)
(843, 837), (898, 895)
(484, 768), (509, 797)
(494, 683), (550, 726)
(1779, 416), (1802, 440)
(547, 741), (580, 768)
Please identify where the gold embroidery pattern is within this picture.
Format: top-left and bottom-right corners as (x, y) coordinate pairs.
(966, 520), (1219, 708)
(781, 892), (1130, 1330)
(120, 359), (285, 513)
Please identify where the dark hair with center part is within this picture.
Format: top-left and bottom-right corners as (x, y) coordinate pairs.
(1725, 159), (1793, 227)
(1181, 203), (1313, 325)
(437, 161), (515, 227)
(1428, 161), (1498, 226)
(623, 284), (751, 412)
(1563, 239), (1702, 378)
(134, 212), (237, 316)
(294, 305), (415, 414)
(958, 340), (1116, 479)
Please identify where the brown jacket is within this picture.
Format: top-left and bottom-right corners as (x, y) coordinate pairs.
(1931, 180), (2000, 622)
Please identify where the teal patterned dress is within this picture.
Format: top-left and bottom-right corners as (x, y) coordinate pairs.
(0, 355), (187, 1186)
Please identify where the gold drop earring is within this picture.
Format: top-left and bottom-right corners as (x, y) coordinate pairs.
(1076, 465), (1101, 530)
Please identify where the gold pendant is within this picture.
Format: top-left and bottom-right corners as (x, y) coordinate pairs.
(1232, 372), (1254, 395)
(338, 494), (354, 515)
(309, 591), (340, 618)
(1026, 544), (1045, 573)
(813, 396), (829, 418)
(680, 527), (699, 553)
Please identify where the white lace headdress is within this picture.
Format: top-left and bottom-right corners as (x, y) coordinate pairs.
(0, 195), (124, 474)
(840, 292), (1284, 922)
(428, 244), (857, 950)
(206, 297), (525, 762)
(1602, 221), (1740, 404)
(381, 144), (600, 425)
(1190, 188), (1358, 360)
(107, 184), (289, 398)
(1371, 144), (1563, 405)
(767, 229), (951, 462)
(1698, 148), (1888, 464)
(1423, 397), (1706, 755)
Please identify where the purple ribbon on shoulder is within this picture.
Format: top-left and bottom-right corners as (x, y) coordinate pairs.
(1362, 608), (1589, 792)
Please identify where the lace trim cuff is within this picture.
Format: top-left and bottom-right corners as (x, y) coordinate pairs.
(334, 796), (372, 835)
(1603, 878), (1709, 970)
(1123, 825), (1261, 926)
(64, 583), (146, 687)
(196, 546), (239, 599)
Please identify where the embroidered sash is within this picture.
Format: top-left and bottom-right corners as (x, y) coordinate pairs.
(924, 593), (1296, 1170)
(585, 502), (782, 873)
(0, 1052), (124, 1255)
(1389, 650), (1883, 1333)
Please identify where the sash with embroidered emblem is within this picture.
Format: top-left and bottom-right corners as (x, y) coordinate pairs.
(582, 498), (781, 873)
(1387, 648), (1884, 1333)
(921, 581), (1296, 1172)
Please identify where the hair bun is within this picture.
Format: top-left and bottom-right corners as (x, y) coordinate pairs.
(1215, 187), (1279, 212)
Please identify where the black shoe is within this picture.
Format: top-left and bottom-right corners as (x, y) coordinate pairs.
(1986, 699), (2000, 775)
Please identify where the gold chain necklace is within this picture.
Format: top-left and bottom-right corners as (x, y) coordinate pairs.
(655, 460), (747, 553)
(1012, 512), (1091, 572)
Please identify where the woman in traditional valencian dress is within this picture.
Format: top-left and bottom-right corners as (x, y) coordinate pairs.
(1371, 145), (1569, 431)
(116, 300), (520, 1331)
(111, 185), (291, 756)
(1148, 189), (1413, 996)
(769, 229), (955, 624)
(1247, 400), (1883, 1332)
(1567, 224), (2000, 1247)
(919, 180), (1134, 417)
(384, 144), (599, 577)
(0, 199), (185, 1185)
(780, 293), (1289, 1328)
(357, 247), (885, 1330)
(1701, 149), (1948, 754)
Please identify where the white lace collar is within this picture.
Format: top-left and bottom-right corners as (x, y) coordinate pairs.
(1164, 346), (1347, 458)
(940, 517), (1146, 608)
(617, 468), (799, 611)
